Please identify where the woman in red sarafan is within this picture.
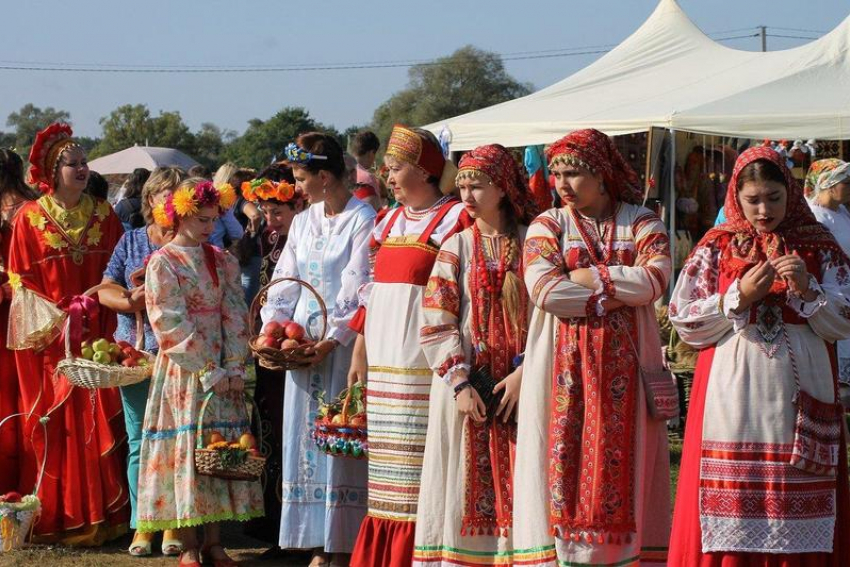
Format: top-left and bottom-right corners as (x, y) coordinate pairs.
(514, 129), (672, 566)
(8, 123), (128, 545)
(0, 148), (38, 493)
(669, 147), (850, 565)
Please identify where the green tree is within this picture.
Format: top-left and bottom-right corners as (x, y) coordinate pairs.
(194, 122), (234, 170)
(224, 107), (340, 170)
(371, 46), (532, 144)
(92, 105), (199, 160)
(6, 103), (72, 156)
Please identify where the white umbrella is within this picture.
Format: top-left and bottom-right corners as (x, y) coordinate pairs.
(88, 145), (200, 175)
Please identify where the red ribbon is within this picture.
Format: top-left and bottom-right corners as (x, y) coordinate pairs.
(58, 294), (100, 357)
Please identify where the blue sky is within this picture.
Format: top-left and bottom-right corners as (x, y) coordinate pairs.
(1, 0), (847, 139)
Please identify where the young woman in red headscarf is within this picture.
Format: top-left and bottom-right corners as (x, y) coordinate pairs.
(668, 147), (850, 565)
(7, 124), (128, 544)
(514, 129), (673, 566)
(413, 144), (536, 565)
(0, 148), (38, 493)
(348, 125), (472, 567)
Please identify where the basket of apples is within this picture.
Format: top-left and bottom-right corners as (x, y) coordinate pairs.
(312, 381), (368, 459)
(56, 283), (154, 389)
(194, 392), (265, 481)
(0, 412), (47, 552)
(248, 277), (328, 371)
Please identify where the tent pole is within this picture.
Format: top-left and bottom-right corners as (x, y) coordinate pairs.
(668, 128), (677, 297)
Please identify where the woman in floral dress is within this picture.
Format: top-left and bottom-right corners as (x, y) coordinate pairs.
(137, 178), (263, 567)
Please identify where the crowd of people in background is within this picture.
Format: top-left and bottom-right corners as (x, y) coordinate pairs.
(0, 121), (849, 567)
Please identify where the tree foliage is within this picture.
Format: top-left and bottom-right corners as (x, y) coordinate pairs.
(223, 107), (340, 170)
(6, 103), (72, 157)
(371, 46), (532, 144)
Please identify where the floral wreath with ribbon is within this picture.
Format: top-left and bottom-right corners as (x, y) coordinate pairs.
(152, 180), (237, 228)
(241, 178), (301, 204)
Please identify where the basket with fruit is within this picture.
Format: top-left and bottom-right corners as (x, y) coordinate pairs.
(312, 382), (368, 459)
(194, 392), (266, 481)
(56, 283), (154, 389)
(248, 277), (328, 371)
(0, 413), (47, 552)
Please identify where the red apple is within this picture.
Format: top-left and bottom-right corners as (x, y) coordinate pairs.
(280, 339), (300, 350)
(285, 322), (305, 341)
(262, 321), (285, 340)
(116, 340), (133, 349)
(259, 335), (279, 349)
(122, 358), (138, 368)
(2, 491), (22, 503)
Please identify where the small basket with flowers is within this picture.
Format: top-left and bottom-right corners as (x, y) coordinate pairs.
(194, 392), (265, 482)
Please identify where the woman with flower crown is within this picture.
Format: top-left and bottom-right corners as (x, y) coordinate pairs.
(136, 177), (263, 567)
(413, 144), (536, 565)
(7, 123), (129, 545)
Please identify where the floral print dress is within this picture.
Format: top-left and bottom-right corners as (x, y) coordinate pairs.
(136, 242), (264, 532)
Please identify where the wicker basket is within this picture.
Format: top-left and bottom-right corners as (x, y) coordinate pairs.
(194, 392), (266, 481)
(56, 283), (154, 389)
(0, 413), (47, 553)
(312, 385), (368, 459)
(248, 277), (328, 371)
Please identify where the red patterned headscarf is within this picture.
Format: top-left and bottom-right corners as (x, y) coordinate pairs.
(546, 129), (643, 205)
(699, 146), (838, 278)
(458, 144), (538, 225)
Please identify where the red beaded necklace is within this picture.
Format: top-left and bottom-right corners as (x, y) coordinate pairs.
(469, 223), (517, 365)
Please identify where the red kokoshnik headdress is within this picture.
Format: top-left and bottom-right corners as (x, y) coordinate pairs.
(546, 128), (643, 205)
(457, 144), (538, 224)
(28, 123), (82, 193)
(697, 146), (840, 279)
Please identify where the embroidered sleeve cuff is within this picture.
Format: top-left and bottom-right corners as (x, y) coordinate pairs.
(722, 279), (749, 332)
(443, 363), (471, 385)
(328, 324), (355, 347)
(787, 277), (826, 318)
(437, 354), (467, 381)
(596, 264), (616, 298)
(588, 266), (604, 295)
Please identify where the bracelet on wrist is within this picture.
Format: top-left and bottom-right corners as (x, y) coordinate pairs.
(453, 381), (472, 400)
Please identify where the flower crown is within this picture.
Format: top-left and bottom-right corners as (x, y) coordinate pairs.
(284, 142), (327, 165)
(241, 178), (300, 204)
(152, 180), (237, 228)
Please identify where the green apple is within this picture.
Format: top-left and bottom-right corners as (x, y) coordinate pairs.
(92, 338), (110, 353)
(80, 346), (94, 360)
(108, 344), (121, 358)
(92, 351), (111, 365)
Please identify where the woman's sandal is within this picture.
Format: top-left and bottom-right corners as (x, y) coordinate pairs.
(201, 543), (240, 567)
(162, 537), (185, 557)
(128, 538), (152, 557)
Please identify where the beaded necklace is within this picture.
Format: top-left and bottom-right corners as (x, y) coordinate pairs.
(468, 223), (521, 366)
(403, 194), (451, 222)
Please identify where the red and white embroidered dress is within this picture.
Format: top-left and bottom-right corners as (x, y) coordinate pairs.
(514, 204), (672, 566)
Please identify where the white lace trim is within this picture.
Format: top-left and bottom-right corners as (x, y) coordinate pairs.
(588, 265), (604, 295)
(700, 516), (835, 554)
(786, 277), (827, 318)
(443, 363), (471, 385)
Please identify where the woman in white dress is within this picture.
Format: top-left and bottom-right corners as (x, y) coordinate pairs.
(806, 158), (850, 394)
(414, 144), (537, 565)
(262, 133), (375, 567)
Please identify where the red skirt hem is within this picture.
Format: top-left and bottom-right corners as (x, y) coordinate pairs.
(351, 515), (415, 567)
(668, 346), (850, 566)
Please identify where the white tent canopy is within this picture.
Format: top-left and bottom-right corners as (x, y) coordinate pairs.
(88, 145), (200, 175)
(426, 0), (850, 150)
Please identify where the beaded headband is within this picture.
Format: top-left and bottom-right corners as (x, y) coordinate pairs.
(455, 168), (492, 183)
(548, 153), (595, 174)
(284, 143), (328, 165)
